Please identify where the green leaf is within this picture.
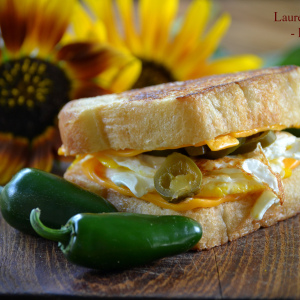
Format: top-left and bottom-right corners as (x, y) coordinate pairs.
(284, 128), (300, 137)
(278, 46), (300, 66)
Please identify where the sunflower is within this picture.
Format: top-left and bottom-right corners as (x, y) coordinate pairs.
(0, 0), (140, 185)
(83, 0), (262, 90)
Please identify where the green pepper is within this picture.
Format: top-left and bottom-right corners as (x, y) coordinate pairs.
(154, 152), (202, 203)
(30, 208), (202, 271)
(146, 149), (185, 157)
(202, 137), (246, 159)
(184, 145), (209, 157)
(185, 138), (246, 159)
(0, 168), (117, 235)
(231, 131), (276, 155)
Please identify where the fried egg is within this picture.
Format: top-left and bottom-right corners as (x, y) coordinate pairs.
(94, 131), (300, 220)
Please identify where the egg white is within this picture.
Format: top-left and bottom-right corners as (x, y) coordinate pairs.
(101, 131), (300, 220)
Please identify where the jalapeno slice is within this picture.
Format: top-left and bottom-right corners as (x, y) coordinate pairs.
(185, 138), (246, 159)
(154, 153), (202, 203)
(202, 137), (246, 159)
(231, 131), (276, 155)
(146, 149), (183, 157)
(184, 145), (209, 156)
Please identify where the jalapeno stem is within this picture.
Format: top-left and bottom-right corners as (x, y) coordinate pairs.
(30, 208), (71, 247)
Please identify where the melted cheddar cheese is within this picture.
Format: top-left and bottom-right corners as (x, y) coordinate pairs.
(283, 158), (300, 178)
(63, 128), (300, 215)
(77, 155), (300, 213)
(81, 157), (264, 212)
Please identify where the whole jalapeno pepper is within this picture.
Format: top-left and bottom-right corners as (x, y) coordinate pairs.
(0, 168), (117, 235)
(30, 208), (202, 271)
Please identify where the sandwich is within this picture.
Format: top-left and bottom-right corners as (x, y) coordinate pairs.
(58, 65), (300, 250)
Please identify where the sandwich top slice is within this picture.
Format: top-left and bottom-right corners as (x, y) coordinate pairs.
(58, 65), (300, 250)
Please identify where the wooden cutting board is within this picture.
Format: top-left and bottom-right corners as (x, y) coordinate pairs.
(0, 212), (299, 299)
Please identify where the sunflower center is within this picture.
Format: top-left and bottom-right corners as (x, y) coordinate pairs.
(0, 57), (70, 139)
(132, 60), (175, 89)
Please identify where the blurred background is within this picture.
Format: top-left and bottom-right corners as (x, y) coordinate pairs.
(210, 0), (300, 64)
(217, 0), (299, 55)
(168, 0), (299, 68)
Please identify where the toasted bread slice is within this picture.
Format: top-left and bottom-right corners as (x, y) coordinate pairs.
(59, 66), (300, 156)
(64, 159), (300, 250)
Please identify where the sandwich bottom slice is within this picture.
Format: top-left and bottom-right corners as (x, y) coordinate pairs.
(64, 131), (300, 250)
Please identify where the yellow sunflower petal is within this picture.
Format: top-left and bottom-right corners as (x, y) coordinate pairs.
(116, 0), (141, 55)
(176, 13), (231, 80)
(56, 42), (99, 61)
(202, 55), (263, 77)
(57, 42), (104, 80)
(59, 32), (74, 46)
(84, 0), (126, 51)
(165, 0), (211, 67)
(198, 13), (231, 62)
(0, 133), (14, 176)
(62, 21), (107, 47)
(98, 57), (142, 93)
(0, 133), (29, 185)
(20, 1), (41, 54)
(0, 0), (34, 56)
(139, 0), (178, 61)
(23, 0), (76, 57)
(86, 20), (107, 43)
(153, 0), (179, 62)
(63, 2), (107, 44)
(28, 127), (56, 172)
(70, 2), (96, 41)
(71, 81), (111, 100)
(58, 41), (140, 92)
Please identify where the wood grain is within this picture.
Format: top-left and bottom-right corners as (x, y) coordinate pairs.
(0, 210), (299, 299)
(1, 1), (300, 297)
(215, 217), (300, 299)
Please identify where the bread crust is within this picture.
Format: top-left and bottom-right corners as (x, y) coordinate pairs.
(64, 160), (300, 250)
(59, 66), (300, 155)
